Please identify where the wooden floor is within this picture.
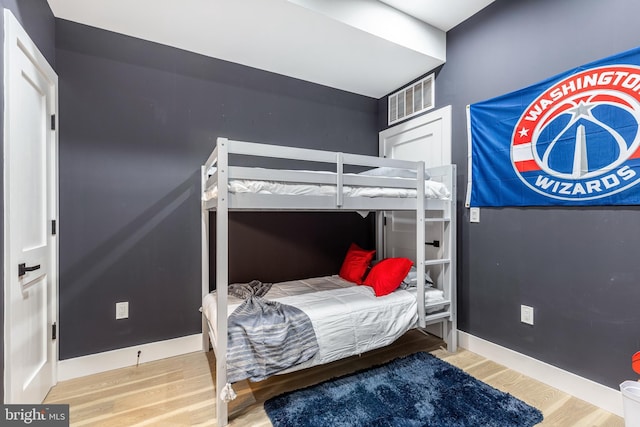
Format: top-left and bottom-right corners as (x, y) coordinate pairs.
(44, 331), (624, 426)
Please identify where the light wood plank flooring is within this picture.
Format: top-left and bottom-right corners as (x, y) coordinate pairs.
(44, 331), (624, 426)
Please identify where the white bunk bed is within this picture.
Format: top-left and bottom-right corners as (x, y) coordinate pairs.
(201, 137), (457, 426)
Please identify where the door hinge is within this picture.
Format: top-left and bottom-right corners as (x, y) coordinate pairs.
(52, 323), (57, 340)
(51, 114), (56, 131)
(51, 219), (57, 235)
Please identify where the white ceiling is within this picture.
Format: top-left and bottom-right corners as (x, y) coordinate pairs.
(46, 0), (494, 98)
(379, 0), (494, 32)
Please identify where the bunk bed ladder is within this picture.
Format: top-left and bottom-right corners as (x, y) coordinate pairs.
(420, 164), (457, 352)
(446, 164), (458, 352)
(426, 163), (457, 353)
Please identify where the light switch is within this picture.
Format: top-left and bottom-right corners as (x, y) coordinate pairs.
(470, 207), (480, 223)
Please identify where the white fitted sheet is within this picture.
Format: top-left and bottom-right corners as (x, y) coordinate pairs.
(202, 275), (445, 377)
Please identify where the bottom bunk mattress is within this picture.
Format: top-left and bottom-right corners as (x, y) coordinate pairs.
(201, 275), (445, 382)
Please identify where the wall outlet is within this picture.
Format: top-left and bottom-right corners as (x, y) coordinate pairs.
(521, 304), (534, 325)
(116, 301), (129, 320)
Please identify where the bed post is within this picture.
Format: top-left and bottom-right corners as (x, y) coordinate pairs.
(216, 137), (230, 426)
(447, 164), (458, 352)
(201, 165), (210, 352)
(375, 213), (384, 258)
(416, 162), (426, 328)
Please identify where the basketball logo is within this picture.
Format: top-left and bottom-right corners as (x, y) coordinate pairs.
(511, 65), (640, 200)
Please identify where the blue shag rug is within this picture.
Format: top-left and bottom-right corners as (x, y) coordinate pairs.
(264, 352), (543, 427)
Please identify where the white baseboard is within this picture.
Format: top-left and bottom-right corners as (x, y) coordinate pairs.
(57, 333), (203, 382)
(458, 331), (623, 417)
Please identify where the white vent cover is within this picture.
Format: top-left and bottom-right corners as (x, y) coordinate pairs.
(388, 73), (434, 125)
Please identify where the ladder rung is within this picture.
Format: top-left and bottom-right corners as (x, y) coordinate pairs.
(425, 299), (450, 309)
(424, 258), (450, 266)
(424, 311), (451, 323)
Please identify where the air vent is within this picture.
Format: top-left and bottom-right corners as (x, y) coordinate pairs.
(388, 73), (434, 126)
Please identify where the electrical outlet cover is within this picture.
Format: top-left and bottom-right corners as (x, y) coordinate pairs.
(520, 305), (534, 325)
(116, 302), (129, 319)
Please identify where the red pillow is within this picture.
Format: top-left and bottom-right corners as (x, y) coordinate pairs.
(339, 243), (375, 284)
(363, 257), (413, 296)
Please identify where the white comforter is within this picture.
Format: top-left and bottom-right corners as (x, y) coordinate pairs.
(202, 275), (445, 376)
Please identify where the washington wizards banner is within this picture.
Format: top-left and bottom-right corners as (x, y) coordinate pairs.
(468, 46), (640, 206)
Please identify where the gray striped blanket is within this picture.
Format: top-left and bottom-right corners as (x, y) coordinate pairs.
(226, 294), (319, 383)
(228, 279), (272, 299)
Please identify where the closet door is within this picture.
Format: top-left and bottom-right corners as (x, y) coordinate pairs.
(378, 106), (453, 338)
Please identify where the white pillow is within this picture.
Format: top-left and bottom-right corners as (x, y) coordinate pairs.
(359, 166), (430, 180)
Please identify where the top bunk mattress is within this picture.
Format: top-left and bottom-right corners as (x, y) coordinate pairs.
(203, 168), (451, 201)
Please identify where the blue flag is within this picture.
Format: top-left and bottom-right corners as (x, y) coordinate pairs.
(468, 46), (640, 206)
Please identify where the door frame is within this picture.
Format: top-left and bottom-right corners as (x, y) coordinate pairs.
(3, 8), (59, 402)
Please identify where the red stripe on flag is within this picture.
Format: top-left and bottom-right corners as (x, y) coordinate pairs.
(592, 94), (633, 109)
(630, 147), (640, 159)
(515, 160), (540, 172)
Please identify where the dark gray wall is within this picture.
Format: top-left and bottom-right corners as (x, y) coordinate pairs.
(434, 0), (640, 389)
(211, 212), (375, 287)
(56, 20), (378, 359)
(0, 0), (55, 403)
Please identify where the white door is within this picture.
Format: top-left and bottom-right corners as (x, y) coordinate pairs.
(379, 107), (452, 336)
(379, 106), (451, 260)
(4, 9), (58, 404)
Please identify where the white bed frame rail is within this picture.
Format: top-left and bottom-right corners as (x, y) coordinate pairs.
(202, 138), (453, 212)
(201, 137), (456, 426)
